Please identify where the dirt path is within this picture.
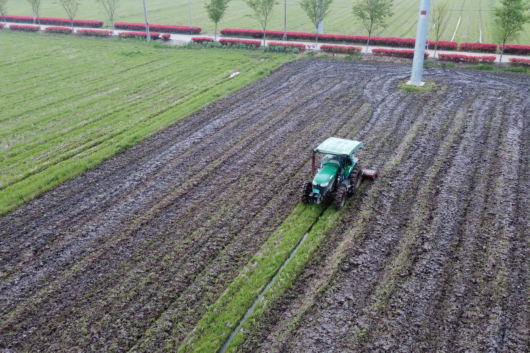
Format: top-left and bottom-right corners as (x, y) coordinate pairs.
(1, 60), (529, 352)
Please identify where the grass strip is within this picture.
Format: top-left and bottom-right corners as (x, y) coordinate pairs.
(177, 202), (327, 352)
(222, 201), (346, 353)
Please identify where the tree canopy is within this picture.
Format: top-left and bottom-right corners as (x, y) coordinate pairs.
(430, 1), (451, 56)
(0, 0), (8, 22)
(352, 0), (394, 52)
(244, 0), (278, 44)
(58, 0), (80, 28)
(205, 0), (231, 41)
(299, 0), (334, 45)
(494, 0), (530, 62)
(95, 0), (120, 29)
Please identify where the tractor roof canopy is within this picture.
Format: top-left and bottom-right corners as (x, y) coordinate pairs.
(314, 137), (363, 156)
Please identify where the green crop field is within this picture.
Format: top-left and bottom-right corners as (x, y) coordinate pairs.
(3, 0), (530, 44)
(0, 30), (294, 215)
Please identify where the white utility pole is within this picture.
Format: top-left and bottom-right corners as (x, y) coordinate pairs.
(188, 0), (193, 28)
(316, 3), (323, 34)
(143, 0), (150, 43)
(283, 0), (287, 41)
(409, 0), (431, 86)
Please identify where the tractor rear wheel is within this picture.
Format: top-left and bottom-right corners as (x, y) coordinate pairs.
(301, 181), (312, 204)
(348, 163), (363, 196)
(334, 184), (347, 210)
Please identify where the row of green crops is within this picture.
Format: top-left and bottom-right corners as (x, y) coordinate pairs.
(221, 200), (350, 353)
(177, 202), (329, 352)
(0, 31), (295, 214)
(176, 189), (365, 353)
(179, 184), (368, 352)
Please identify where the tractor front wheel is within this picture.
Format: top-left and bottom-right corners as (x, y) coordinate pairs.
(334, 184), (347, 210)
(301, 181), (312, 204)
(348, 164), (363, 196)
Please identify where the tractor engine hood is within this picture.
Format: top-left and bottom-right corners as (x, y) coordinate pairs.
(313, 164), (339, 187)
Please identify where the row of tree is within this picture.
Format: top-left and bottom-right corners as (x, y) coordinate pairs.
(0, 0), (81, 28)
(0, 0), (528, 62)
(205, 0), (395, 47)
(0, 0), (120, 30)
(205, 0), (529, 61)
(430, 0), (530, 62)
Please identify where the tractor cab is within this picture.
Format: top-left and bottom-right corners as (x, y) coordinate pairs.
(301, 137), (376, 210)
(317, 154), (354, 179)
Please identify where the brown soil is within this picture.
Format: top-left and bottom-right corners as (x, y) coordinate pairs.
(1, 59), (529, 352)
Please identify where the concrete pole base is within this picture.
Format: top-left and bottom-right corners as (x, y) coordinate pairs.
(406, 80), (425, 87)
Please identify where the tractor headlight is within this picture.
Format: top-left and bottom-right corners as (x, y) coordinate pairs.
(320, 181), (329, 187)
(312, 181), (318, 186)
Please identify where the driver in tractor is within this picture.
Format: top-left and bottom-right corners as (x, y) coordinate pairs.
(326, 154), (354, 185)
(343, 154), (354, 181)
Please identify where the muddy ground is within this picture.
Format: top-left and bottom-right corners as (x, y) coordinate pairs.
(1, 59), (529, 352)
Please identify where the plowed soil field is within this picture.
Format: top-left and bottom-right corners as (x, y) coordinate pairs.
(1, 59), (530, 352)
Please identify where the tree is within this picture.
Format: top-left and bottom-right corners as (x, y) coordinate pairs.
(299, 0), (333, 46)
(205, 0), (231, 41)
(0, 0), (7, 25)
(430, 1), (451, 58)
(352, 0), (393, 54)
(96, 0), (120, 32)
(27, 0), (41, 26)
(58, 0), (80, 29)
(494, 0), (530, 63)
(244, 0), (278, 46)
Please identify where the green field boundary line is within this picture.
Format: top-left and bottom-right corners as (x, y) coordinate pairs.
(176, 202), (330, 353)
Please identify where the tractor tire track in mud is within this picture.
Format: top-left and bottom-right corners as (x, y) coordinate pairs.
(1, 60), (530, 352)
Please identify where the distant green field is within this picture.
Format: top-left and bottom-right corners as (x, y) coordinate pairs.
(3, 0), (530, 44)
(0, 31), (294, 214)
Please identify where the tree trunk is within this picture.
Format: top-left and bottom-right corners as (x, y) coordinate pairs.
(263, 28), (266, 46)
(434, 40), (438, 59)
(111, 17), (114, 34)
(316, 29), (319, 48)
(366, 33), (371, 54)
(71, 19), (74, 31)
(500, 38), (506, 64)
(215, 22), (217, 42)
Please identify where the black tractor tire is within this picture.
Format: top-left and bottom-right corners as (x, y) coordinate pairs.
(301, 181), (312, 204)
(348, 163), (363, 196)
(334, 184), (347, 210)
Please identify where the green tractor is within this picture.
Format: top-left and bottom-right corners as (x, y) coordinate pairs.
(301, 137), (377, 210)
